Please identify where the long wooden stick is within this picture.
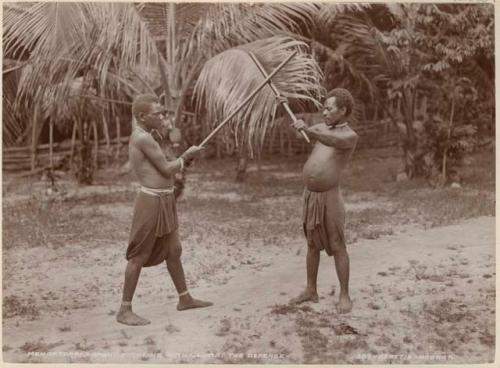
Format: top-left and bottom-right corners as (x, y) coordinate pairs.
(247, 51), (310, 144)
(199, 51), (297, 147)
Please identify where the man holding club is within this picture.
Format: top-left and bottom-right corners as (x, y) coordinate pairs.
(290, 88), (359, 314)
(231, 52), (358, 313)
(117, 94), (212, 326)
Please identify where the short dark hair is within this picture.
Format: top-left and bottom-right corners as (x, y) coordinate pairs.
(325, 88), (354, 117)
(132, 94), (158, 120)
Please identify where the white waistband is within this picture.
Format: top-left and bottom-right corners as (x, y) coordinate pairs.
(140, 186), (174, 196)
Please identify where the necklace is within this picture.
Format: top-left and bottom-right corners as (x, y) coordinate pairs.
(328, 122), (348, 129)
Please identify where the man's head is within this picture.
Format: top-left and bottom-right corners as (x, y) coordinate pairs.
(132, 94), (167, 131)
(322, 88), (354, 126)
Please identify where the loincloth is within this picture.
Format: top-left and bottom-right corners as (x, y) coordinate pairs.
(126, 186), (179, 267)
(302, 187), (345, 256)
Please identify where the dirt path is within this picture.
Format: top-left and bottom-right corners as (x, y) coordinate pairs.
(3, 216), (495, 364)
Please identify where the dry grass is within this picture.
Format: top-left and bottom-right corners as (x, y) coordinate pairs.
(3, 148), (494, 254)
(1, 146), (495, 363)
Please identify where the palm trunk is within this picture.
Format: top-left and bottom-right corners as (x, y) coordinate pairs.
(401, 91), (417, 178)
(115, 116), (121, 159)
(168, 2), (177, 103)
(442, 95), (456, 183)
(49, 119), (54, 170)
(92, 120), (99, 170)
(236, 145), (248, 182)
(70, 120), (77, 163)
(75, 118), (93, 185)
(30, 104), (40, 170)
(102, 113), (110, 166)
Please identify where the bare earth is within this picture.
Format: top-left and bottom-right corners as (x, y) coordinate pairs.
(2, 167), (495, 364)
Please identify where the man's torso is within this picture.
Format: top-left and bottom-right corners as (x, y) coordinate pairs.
(302, 123), (356, 192)
(129, 131), (174, 189)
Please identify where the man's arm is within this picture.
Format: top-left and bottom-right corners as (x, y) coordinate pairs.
(137, 134), (183, 177)
(305, 125), (359, 150)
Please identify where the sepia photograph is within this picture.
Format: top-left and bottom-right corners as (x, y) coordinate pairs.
(2, 1), (496, 365)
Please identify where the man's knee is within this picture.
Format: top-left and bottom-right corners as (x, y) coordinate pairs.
(128, 255), (148, 268)
(330, 243), (347, 256)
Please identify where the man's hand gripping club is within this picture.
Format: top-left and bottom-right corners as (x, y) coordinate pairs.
(180, 145), (205, 168)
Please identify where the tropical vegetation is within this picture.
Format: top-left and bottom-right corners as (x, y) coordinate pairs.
(3, 2), (494, 185)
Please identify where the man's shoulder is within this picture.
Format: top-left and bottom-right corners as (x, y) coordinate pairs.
(309, 122), (328, 131)
(131, 130), (155, 147)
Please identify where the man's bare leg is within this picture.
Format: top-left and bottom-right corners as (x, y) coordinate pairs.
(116, 259), (151, 326)
(165, 232), (213, 311)
(290, 246), (320, 304)
(332, 247), (352, 314)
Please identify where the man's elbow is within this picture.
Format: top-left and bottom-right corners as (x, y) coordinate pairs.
(336, 136), (358, 149)
(164, 160), (181, 177)
(159, 164), (178, 178)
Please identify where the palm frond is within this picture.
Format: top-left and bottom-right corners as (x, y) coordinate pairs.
(7, 2), (162, 119)
(181, 2), (319, 64)
(194, 36), (323, 156)
(136, 2), (215, 42)
(2, 68), (26, 146)
(316, 3), (372, 27)
(3, 2), (87, 59)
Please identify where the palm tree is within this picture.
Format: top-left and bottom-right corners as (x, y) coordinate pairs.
(3, 2), (324, 182)
(4, 2), (161, 179)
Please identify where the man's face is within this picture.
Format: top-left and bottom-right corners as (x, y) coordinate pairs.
(142, 102), (167, 130)
(322, 97), (346, 127)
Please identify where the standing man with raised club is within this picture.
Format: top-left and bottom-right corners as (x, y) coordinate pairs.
(290, 88), (359, 314)
(117, 94), (212, 326)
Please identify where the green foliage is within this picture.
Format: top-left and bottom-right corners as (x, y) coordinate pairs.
(408, 117), (477, 181)
(400, 77), (480, 183)
(297, 3), (493, 183)
(375, 4), (493, 181)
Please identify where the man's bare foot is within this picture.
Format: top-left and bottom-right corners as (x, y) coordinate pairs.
(177, 295), (213, 311)
(336, 294), (352, 314)
(116, 308), (150, 326)
(289, 290), (319, 305)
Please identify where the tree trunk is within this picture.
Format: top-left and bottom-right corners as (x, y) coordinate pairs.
(49, 119), (54, 169)
(30, 104), (40, 170)
(115, 116), (121, 159)
(256, 149), (262, 174)
(442, 95), (456, 184)
(92, 120), (98, 170)
(70, 120), (77, 164)
(236, 145), (248, 182)
(102, 112), (110, 166)
(75, 119), (93, 185)
(401, 92), (417, 178)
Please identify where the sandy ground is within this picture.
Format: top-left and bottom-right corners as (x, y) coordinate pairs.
(2, 172), (496, 364)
